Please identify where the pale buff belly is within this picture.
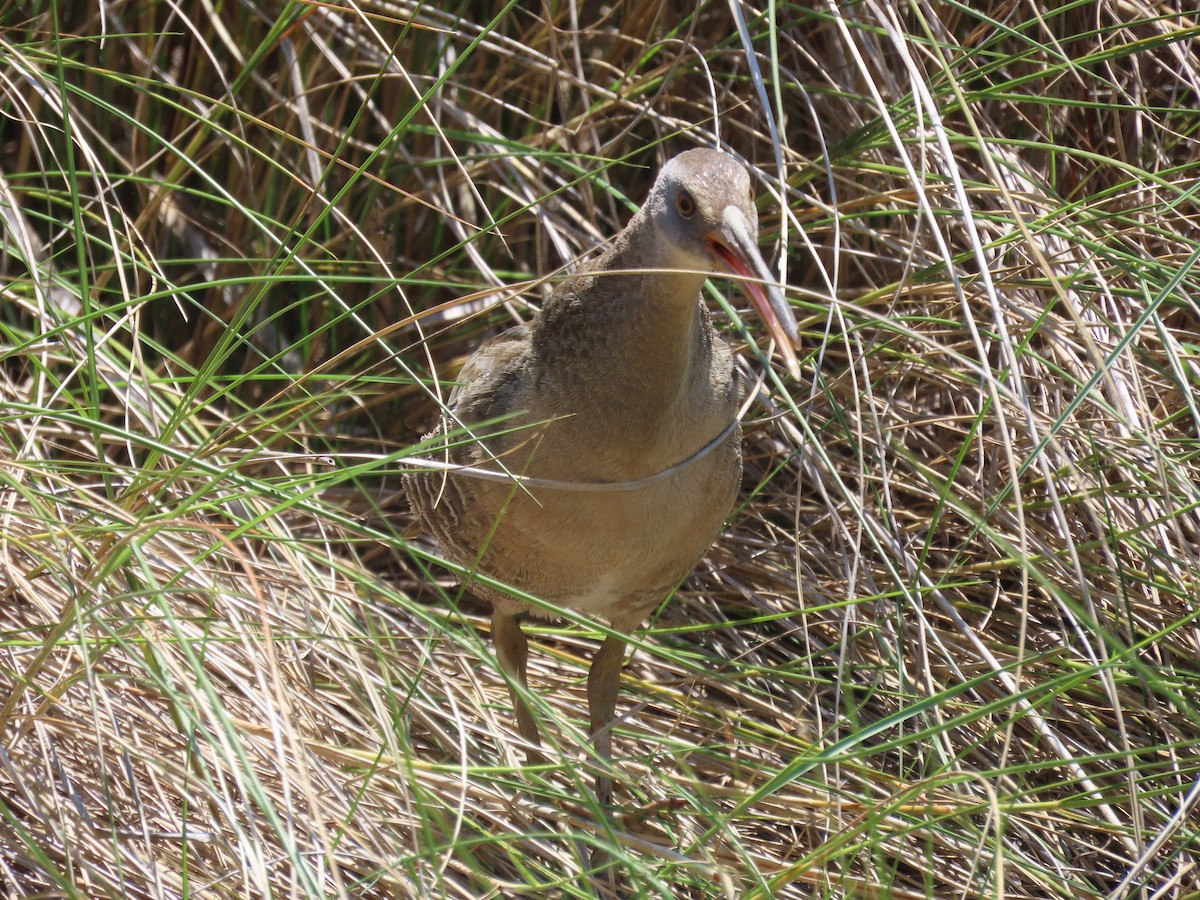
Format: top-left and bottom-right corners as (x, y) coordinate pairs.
(447, 435), (741, 627)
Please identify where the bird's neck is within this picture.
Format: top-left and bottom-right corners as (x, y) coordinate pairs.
(529, 227), (728, 467)
(540, 232), (711, 391)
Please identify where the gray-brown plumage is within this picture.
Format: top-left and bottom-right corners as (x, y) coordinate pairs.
(407, 148), (799, 804)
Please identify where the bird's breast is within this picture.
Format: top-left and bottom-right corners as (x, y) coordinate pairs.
(447, 420), (742, 625)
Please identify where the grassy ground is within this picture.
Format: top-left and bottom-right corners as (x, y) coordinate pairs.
(2, 1), (1199, 897)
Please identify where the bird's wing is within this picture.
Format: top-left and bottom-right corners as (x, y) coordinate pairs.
(445, 322), (531, 427)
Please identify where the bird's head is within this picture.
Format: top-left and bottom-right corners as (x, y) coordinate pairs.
(643, 148), (801, 378)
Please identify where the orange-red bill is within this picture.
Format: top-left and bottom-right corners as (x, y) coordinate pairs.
(706, 206), (801, 379)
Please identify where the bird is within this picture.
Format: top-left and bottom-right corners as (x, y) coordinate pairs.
(406, 148), (799, 805)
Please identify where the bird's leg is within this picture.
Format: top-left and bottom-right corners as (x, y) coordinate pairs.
(587, 633), (628, 806)
(492, 611), (545, 765)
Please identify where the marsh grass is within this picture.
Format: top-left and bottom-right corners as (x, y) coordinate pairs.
(1, 1), (1199, 897)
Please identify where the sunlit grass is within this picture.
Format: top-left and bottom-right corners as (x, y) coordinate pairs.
(0, 1), (1198, 897)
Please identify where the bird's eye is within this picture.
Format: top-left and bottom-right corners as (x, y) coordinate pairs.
(676, 190), (696, 217)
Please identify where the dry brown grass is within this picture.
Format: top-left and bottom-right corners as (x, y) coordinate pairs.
(1, 1), (1199, 897)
